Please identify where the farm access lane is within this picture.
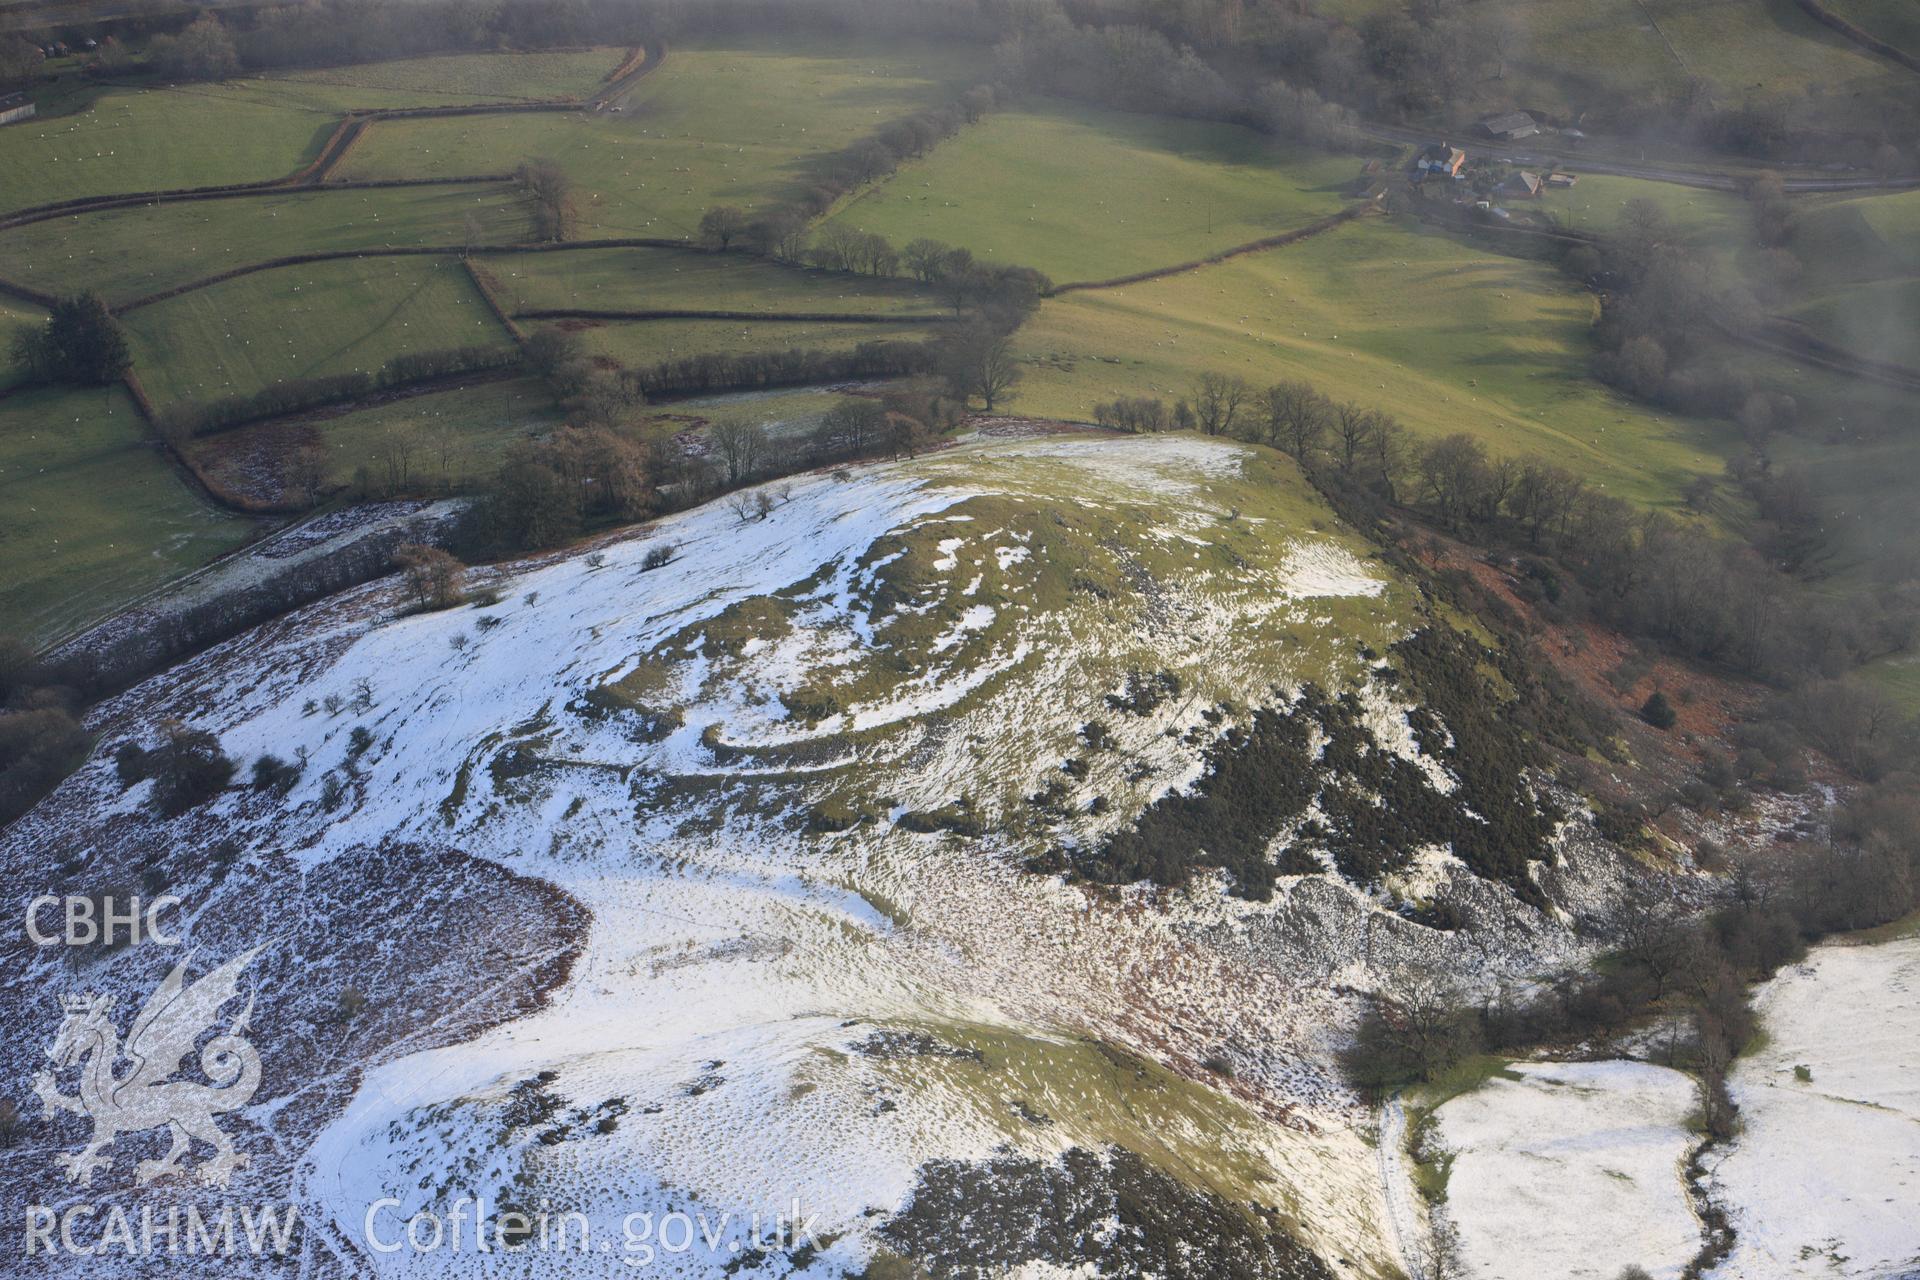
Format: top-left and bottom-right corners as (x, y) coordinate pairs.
(1356, 119), (1920, 193)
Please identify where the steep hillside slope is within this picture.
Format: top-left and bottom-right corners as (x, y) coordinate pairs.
(0, 430), (1638, 1278)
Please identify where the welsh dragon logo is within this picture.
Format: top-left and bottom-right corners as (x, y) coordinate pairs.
(34, 946), (264, 1189)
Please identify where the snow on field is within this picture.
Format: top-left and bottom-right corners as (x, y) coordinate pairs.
(1707, 934), (1920, 1280)
(1274, 541), (1386, 600)
(1433, 1061), (1702, 1280)
(31, 432), (1577, 1278)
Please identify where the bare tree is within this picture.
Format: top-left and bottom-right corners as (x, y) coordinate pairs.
(1193, 372), (1250, 436)
(698, 205), (749, 251)
(284, 443), (330, 505)
(903, 237), (954, 283)
(709, 418), (767, 485)
(809, 224), (864, 273)
(378, 423), (420, 496)
(516, 159), (575, 243)
(393, 544), (465, 611)
(937, 323), (1022, 412)
(1263, 380), (1329, 460)
(1331, 402), (1380, 477)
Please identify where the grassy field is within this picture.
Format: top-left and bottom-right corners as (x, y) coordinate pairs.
(1543, 174), (1747, 246)
(1011, 214), (1736, 509)
(0, 386), (258, 643)
(0, 184), (529, 304)
(655, 385), (855, 437)
(1824, 0), (1920, 56)
(823, 101), (1367, 283)
(1650, 0), (1904, 98)
(1835, 187), (1920, 257)
(1787, 279), (1920, 366)
(0, 82), (332, 214)
(122, 255), (514, 411)
(1861, 652), (1920, 712)
(486, 245), (943, 315)
(1313, 0), (1906, 126)
(335, 39), (988, 240)
(1504, 0), (1691, 101)
(187, 375), (563, 502)
(259, 48), (626, 104)
(1749, 192), (1920, 363)
(537, 316), (951, 371)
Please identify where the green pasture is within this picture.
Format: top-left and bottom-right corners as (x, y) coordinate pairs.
(1649, 0), (1904, 100)
(0, 82), (330, 215)
(1861, 652), (1920, 713)
(1013, 214), (1735, 508)
(1706, 335), (1920, 592)
(190, 375), (563, 502)
(1786, 198), (1906, 287)
(259, 47), (627, 104)
(1772, 409), (1920, 584)
(486, 245), (942, 315)
(540, 316), (951, 371)
(1788, 279), (1920, 367)
(1834, 186), (1920, 258)
(0, 386), (257, 643)
(334, 40), (987, 239)
(655, 386), (855, 438)
(0, 184), (528, 304)
(1503, 0), (1690, 101)
(1323, 0), (1906, 126)
(1823, 0), (1920, 57)
(297, 375), (561, 487)
(823, 101), (1367, 284)
(1758, 194), (1920, 364)
(122, 255), (513, 412)
(1544, 174), (1747, 247)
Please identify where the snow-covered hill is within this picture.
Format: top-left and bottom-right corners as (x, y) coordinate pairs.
(0, 430), (1635, 1278)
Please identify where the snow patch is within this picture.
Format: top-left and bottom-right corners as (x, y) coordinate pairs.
(1434, 1060), (1701, 1280)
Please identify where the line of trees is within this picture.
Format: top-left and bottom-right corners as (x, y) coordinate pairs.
(617, 337), (937, 401)
(153, 345), (519, 442)
(1098, 367), (1914, 688)
(990, 12), (1360, 151)
(457, 378), (959, 558)
(690, 80), (998, 270)
(515, 159), (575, 244)
(1567, 196), (1790, 428)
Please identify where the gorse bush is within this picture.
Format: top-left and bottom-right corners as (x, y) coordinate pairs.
(120, 721), (236, 818)
(1067, 631), (1562, 902)
(0, 637), (89, 828)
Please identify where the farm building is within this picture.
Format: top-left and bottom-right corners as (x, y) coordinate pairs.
(1546, 171), (1578, 188)
(1503, 170), (1544, 199)
(1416, 143), (1468, 179)
(0, 93), (34, 127)
(1479, 110), (1539, 141)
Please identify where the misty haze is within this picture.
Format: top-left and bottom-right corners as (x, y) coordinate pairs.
(0, 1), (1917, 1277)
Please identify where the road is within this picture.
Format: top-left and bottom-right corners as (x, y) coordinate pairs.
(1377, 1093), (1430, 1280)
(1359, 121), (1920, 193)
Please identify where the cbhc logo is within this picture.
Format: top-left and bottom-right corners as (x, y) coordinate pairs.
(25, 895), (182, 947)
